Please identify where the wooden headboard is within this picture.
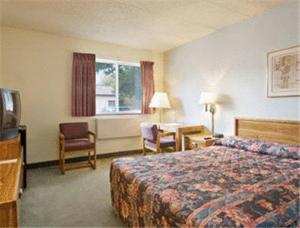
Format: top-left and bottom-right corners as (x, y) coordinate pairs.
(235, 118), (300, 145)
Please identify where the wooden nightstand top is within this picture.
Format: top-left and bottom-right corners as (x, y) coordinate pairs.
(188, 134), (215, 141)
(186, 134), (218, 148)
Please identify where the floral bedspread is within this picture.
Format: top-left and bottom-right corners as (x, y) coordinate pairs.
(110, 137), (300, 227)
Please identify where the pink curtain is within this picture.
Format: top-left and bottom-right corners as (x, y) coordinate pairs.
(72, 52), (96, 116)
(141, 61), (155, 114)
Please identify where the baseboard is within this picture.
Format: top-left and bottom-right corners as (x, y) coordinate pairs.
(27, 149), (142, 169)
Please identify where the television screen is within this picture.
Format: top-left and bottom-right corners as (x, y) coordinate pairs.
(0, 88), (21, 140)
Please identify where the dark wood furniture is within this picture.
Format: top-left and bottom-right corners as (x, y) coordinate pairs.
(59, 122), (96, 174)
(18, 125), (27, 188)
(0, 136), (23, 227)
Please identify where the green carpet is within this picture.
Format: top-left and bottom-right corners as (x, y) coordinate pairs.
(21, 158), (125, 227)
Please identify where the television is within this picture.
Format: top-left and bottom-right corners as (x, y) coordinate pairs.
(0, 88), (21, 140)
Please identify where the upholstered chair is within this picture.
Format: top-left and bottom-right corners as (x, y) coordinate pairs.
(59, 122), (96, 174)
(140, 124), (176, 155)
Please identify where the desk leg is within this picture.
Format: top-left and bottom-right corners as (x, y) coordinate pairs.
(176, 128), (183, 151)
(176, 137), (181, 151)
(181, 136), (186, 152)
(176, 126), (204, 152)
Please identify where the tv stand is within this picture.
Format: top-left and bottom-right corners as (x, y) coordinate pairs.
(0, 136), (23, 227)
(19, 125), (27, 188)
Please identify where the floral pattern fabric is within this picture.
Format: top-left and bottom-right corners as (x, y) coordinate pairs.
(110, 138), (300, 227)
(214, 136), (300, 160)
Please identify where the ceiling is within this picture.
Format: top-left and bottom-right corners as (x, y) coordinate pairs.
(0, 0), (287, 51)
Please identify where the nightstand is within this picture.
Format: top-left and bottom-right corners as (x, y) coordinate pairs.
(185, 134), (218, 150)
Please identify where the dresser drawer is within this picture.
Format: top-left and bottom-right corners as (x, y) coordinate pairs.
(0, 151), (22, 227)
(0, 201), (18, 227)
(0, 137), (21, 160)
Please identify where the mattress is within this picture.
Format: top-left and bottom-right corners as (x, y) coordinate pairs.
(110, 137), (300, 227)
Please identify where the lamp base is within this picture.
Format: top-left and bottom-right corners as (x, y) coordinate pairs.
(210, 106), (215, 136)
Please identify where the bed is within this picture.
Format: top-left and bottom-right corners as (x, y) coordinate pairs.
(110, 118), (300, 227)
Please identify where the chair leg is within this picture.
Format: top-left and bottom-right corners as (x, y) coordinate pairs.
(91, 145), (97, 169)
(88, 152), (91, 162)
(156, 137), (161, 153)
(157, 147), (161, 153)
(142, 140), (147, 156)
(93, 148), (96, 169)
(60, 150), (65, 175)
(58, 149), (61, 171)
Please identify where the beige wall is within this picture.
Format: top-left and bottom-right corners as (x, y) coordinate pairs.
(164, 2), (299, 135)
(1, 26), (163, 163)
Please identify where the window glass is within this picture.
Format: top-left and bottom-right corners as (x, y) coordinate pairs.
(96, 62), (116, 114)
(96, 61), (141, 114)
(118, 65), (142, 112)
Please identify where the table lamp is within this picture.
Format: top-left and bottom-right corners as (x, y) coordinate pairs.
(199, 92), (217, 135)
(149, 92), (171, 123)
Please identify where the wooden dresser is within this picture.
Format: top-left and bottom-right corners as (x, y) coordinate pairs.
(0, 136), (23, 227)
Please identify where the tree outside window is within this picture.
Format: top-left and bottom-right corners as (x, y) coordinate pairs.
(96, 60), (141, 114)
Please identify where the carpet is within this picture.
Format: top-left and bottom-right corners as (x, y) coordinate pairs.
(21, 157), (125, 227)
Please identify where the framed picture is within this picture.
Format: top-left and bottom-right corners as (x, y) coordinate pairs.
(267, 45), (300, 97)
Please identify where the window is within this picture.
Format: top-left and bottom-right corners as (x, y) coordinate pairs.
(96, 59), (142, 114)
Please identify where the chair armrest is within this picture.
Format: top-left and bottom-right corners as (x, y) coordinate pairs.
(156, 131), (176, 152)
(158, 132), (176, 138)
(59, 133), (65, 140)
(59, 133), (65, 150)
(88, 131), (96, 136)
(88, 131), (96, 142)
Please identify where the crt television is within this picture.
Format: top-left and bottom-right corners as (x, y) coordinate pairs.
(0, 88), (21, 140)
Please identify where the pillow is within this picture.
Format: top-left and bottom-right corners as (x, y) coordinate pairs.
(214, 136), (300, 160)
(214, 136), (255, 151)
(258, 142), (300, 160)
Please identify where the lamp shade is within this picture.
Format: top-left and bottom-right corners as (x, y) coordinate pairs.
(149, 92), (171, 108)
(199, 92), (217, 104)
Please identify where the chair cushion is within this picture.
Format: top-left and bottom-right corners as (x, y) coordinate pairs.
(145, 137), (175, 149)
(141, 124), (158, 142)
(60, 122), (89, 140)
(64, 138), (94, 152)
(160, 137), (176, 146)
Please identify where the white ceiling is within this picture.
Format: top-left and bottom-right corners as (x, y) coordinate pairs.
(0, 0), (287, 51)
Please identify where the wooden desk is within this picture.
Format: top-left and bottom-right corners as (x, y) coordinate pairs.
(158, 123), (206, 151)
(158, 123), (183, 132)
(0, 137), (23, 227)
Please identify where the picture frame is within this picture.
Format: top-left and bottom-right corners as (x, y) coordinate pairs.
(267, 45), (300, 97)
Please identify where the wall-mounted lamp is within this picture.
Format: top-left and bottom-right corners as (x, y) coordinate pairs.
(199, 92), (217, 135)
